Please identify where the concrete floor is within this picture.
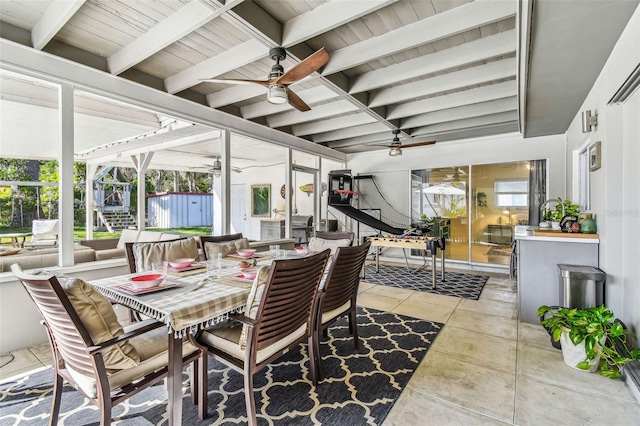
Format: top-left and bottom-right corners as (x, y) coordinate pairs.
(2, 266), (639, 425)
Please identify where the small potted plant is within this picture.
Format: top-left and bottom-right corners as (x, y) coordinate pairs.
(537, 305), (640, 379)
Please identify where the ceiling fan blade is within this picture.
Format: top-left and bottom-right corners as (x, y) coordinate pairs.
(276, 47), (329, 85)
(399, 140), (436, 149)
(199, 78), (272, 86)
(287, 89), (311, 112)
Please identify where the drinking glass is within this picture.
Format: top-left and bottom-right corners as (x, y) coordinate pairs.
(152, 261), (167, 274)
(207, 253), (223, 279)
(269, 244), (280, 257)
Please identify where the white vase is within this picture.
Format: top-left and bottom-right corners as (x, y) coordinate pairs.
(551, 221), (561, 230)
(559, 331), (603, 372)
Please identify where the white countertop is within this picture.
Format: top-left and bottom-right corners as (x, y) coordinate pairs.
(514, 234), (599, 243)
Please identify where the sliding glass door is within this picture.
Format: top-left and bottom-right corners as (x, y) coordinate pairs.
(412, 160), (531, 266)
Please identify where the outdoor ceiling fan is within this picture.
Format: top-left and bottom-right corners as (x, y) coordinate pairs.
(387, 130), (436, 156)
(200, 47), (329, 112)
(207, 157), (242, 178)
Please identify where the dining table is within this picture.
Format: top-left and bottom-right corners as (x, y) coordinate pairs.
(88, 253), (275, 425)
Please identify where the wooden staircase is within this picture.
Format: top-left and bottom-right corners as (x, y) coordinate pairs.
(96, 211), (137, 232)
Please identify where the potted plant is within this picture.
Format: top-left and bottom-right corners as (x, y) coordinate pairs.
(537, 305), (640, 379)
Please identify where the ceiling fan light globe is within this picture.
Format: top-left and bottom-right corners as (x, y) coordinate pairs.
(388, 146), (402, 156)
(267, 85), (288, 104)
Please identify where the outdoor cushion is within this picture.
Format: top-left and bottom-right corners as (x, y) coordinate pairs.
(238, 265), (270, 349)
(55, 274), (140, 371)
(204, 238), (250, 259)
(133, 237), (198, 272)
(308, 237), (351, 254)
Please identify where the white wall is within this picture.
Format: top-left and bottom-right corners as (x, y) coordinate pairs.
(564, 5), (640, 333)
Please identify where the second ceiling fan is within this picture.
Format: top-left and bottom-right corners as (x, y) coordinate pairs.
(387, 130), (436, 156)
(201, 47), (329, 112)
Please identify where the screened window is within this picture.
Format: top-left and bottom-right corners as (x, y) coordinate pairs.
(495, 179), (528, 207)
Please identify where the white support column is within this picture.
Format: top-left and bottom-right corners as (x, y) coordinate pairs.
(131, 153), (153, 231)
(314, 157), (321, 233)
(221, 130), (231, 234)
(284, 149), (292, 239)
(58, 82), (74, 266)
(84, 162), (98, 240)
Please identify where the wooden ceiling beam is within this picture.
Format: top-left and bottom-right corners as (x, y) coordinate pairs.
(31, 0), (85, 50)
(292, 113), (377, 137)
(410, 112), (520, 137)
(108, 0), (244, 75)
(401, 97), (518, 129)
(350, 30), (516, 94)
(387, 80), (517, 120)
(266, 99), (359, 128)
(321, 0), (516, 75)
(241, 85), (338, 119)
(282, 0), (397, 46)
(311, 122), (390, 144)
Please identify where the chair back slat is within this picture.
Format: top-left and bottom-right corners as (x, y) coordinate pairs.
(321, 241), (371, 313)
(254, 250), (329, 350)
(200, 233), (245, 260)
(11, 267), (97, 376)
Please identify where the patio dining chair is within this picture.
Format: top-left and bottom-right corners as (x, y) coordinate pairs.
(314, 231), (355, 246)
(190, 249), (331, 425)
(313, 241), (371, 380)
(124, 236), (198, 273)
(10, 264), (202, 426)
(200, 233), (249, 260)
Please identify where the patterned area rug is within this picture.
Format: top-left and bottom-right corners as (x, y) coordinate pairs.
(0, 307), (442, 425)
(363, 264), (489, 300)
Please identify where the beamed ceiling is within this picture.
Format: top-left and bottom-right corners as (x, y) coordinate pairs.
(0, 0), (638, 164)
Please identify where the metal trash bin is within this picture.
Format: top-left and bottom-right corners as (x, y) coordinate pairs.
(558, 264), (606, 309)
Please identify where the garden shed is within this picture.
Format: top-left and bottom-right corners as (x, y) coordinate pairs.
(147, 192), (212, 228)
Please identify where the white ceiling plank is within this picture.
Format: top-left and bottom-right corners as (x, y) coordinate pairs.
(242, 86), (338, 119)
(164, 38), (265, 94)
(292, 113), (376, 136)
(369, 57), (516, 108)
(351, 30), (516, 94)
(321, 0), (516, 75)
(311, 122), (390, 143)
(85, 130), (221, 163)
(387, 80), (517, 120)
(32, 0), (86, 50)
(266, 99), (358, 127)
(108, 0), (241, 75)
(324, 131), (391, 148)
(410, 111), (519, 136)
(282, 0), (398, 46)
(207, 85), (265, 108)
(401, 97), (517, 128)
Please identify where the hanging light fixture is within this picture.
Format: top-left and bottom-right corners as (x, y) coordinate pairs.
(388, 145), (402, 156)
(267, 84), (288, 104)
(212, 157), (222, 178)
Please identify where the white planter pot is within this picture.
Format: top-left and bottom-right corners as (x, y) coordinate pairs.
(560, 331), (603, 372)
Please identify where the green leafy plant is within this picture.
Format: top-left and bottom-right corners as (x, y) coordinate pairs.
(537, 305), (640, 379)
(557, 197), (580, 217)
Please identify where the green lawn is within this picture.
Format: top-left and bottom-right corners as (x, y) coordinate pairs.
(1, 226), (213, 241)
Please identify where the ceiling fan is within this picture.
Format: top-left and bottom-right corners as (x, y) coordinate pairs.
(200, 47), (329, 112)
(191, 157), (242, 177)
(387, 130), (436, 156)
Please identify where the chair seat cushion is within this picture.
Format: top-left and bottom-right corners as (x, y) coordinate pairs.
(321, 300), (351, 325)
(204, 238), (250, 259)
(67, 326), (198, 399)
(56, 275), (140, 371)
(199, 321), (307, 365)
